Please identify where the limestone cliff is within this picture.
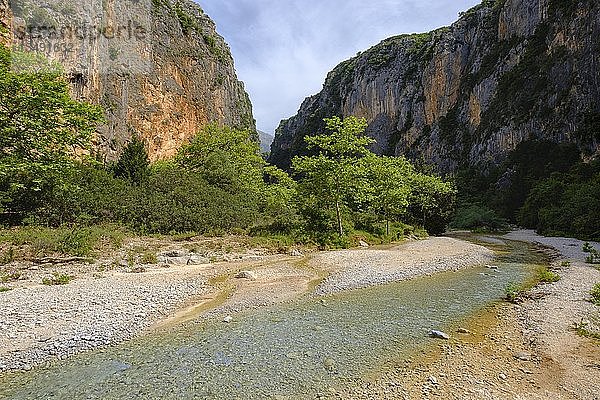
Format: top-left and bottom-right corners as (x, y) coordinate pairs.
(2, 0), (254, 161)
(270, 0), (600, 173)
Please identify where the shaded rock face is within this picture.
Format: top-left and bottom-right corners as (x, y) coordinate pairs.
(270, 0), (600, 173)
(0, 0), (10, 45)
(3, 0), (254, 161)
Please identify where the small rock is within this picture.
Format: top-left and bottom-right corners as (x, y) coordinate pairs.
(323, 358), (336, 371)
(187, 255), (209, 265)
(290, 249), (303, 257)
(429, 330), (450, 340)
(223, 316), (233, 323)
(499, 373), (507, 380)
(485, 265), (499, 270)
(519, 367), (534, 375)
(428, 376), (438, 385)
(457, 328), (472, 334)
(235, 270), (257, 280)
(359, 240), (369, 248)
(514, 352), (531, 361)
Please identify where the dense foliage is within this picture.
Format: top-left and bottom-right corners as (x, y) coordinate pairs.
(452, 139), (600, 240)
(0, 45), (103, 223)
(292, 116), (456, 242)
(1, 46), (458, 245)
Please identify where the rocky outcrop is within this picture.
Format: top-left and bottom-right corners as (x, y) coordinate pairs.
(270, 0), (600, 173)
(3, 0), (254, 161)
(0, 0), (10, 45)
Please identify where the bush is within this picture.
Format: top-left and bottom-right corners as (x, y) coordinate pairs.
(140, 252), (158, 264)
(583, 243), (600, 264)
(538, 269), (560, 283)
(591, 283), (600, 305)
(42, 272), (73, 285)
(505, 282), (522, 303)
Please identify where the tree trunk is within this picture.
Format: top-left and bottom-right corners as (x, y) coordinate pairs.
(386, 219), (390, 236)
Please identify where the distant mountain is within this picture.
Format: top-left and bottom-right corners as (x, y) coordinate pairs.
(258, 130), (274, 154)
(269, 0), (600, 173)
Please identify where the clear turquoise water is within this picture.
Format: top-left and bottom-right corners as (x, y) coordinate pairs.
(0, 240), (545, 399)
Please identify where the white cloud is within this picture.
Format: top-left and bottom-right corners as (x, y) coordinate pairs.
(199, 0), (481, 133)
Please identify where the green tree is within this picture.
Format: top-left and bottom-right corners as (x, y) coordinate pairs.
(262, 165), (298, 231)
(366, 155), (413, 236)
(0, 45), (103, 222)
(408, 173), (457, 235)
(112, 135), (150, 185)
(292, 116), (374, 237)
(176, 124), (265, 192)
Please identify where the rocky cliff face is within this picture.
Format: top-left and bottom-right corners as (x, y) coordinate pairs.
(2, 0), (254, 161)
(270, 0), (600, 173)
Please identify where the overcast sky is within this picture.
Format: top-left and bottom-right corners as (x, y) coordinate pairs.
(199, 0), (480, 134)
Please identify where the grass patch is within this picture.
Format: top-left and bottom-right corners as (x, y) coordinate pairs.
(538, 268), (560, 283)
(0, 269), (21, 283)
(140, 251), (158, 264)
(504, 282), (523, 303)
(591, 283), (600, 305)
(42, 272), (73, 285)
(0, 286), (11, 292)
(573, 320), (600, 340)
(0, 224), (129, 258)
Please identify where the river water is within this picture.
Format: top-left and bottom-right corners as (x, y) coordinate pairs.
(0, 238), (546, 399)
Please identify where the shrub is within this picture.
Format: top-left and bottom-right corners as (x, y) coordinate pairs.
(591, 283), (600, 305)
(42, 272), (73, 285)
(560, 260), (571, 268)
(0, 225), (128, 258)
(583, 242), (594, 253)
(538, 269), (560, 283)
(505, 282), (522, 303)
(584, 244), (600, 264)
(140, 251), (158, 264)
(0, 286), (11, 292)
(0, 269), (21, 283)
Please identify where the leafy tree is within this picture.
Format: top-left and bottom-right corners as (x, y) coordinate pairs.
(408, 173), (457, 235)
(0, 45), (103, 222)
(292, 116), (374, 237)
(262, 165), (298, 231)
(366, 155), (413, 235)
(112, 135), (150, 185)
(176, 124), (265, 192)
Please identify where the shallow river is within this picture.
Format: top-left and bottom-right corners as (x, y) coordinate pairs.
(0, 238), (546, 399)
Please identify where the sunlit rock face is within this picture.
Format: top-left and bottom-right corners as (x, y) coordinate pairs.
(270, 0), (600, 173)
(2, 0), (255, 161)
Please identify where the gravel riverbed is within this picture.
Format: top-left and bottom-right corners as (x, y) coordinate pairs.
(313, 237), (494, 295)
(0, 236), (494, 373)
(0, 268), (210, 372)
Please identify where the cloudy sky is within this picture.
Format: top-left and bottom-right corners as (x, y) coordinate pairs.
(199, 0), (480, 134)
